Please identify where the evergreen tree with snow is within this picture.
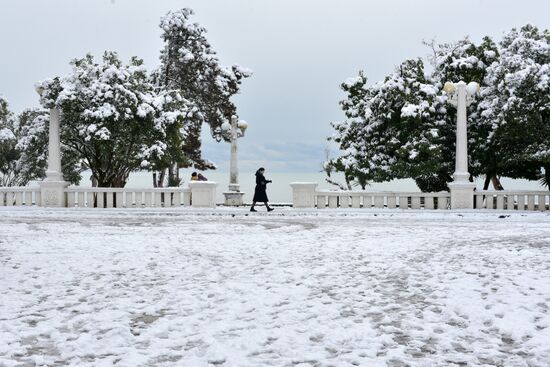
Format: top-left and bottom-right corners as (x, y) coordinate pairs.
(326, 71), (371, 189)
(328, 60), (450, 191)
(38, 52), (191, 188)
(0, 99), (79, 186)
(427, 36), (502, 190)
(328, 25), (550, 191)
(479, 25), (550, 189)
(15, 108), (82, 185)
(0, 97), (20, 186)
(12, 108), (49, 185)
(154, 8), (251, 187)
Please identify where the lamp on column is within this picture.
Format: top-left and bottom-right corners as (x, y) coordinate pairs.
(222, 115), (249, 206)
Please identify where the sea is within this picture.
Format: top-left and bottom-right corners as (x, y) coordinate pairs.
(77, 169), (546, 204)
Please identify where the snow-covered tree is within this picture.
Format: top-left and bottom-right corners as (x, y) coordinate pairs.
(479, 25), (550, 189)
(13, 108), (48, 184)
(13, 108), (82, 185)
(328, 25), (549, 191)
(326, 71), (371, 189)
(38, 52), (191, 188)
(328, 59), (449, 191)
(428, 36), (502, 190)
(154, 8), (251, 186)
(0, 98), (79, 186)
(0, 97), (19, 186)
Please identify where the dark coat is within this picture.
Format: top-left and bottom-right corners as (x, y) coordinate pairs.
(253, 171), (270, 202)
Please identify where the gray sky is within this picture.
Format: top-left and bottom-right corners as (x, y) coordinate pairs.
(1, 0), (549, 172)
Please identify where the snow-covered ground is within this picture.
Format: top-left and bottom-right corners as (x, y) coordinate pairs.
(1, 208), (550, 367)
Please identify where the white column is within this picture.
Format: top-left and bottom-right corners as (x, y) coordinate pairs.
(45, 108), (63, 181)
(453, 82), (469, 183)
(447, 81), (475, 209)
(39, 108), (69, 207)
(229, 115), (239, 192)
(223, 116), (245, 206)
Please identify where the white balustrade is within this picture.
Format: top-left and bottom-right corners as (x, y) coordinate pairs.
(312, 190), (547, 211)
(65, 187), (192, 208)
(424, 196), (434, 210)
(437, 195), (449, 210)
(474, 191), (549, 211)
(517, 195), (526, 211)
(363, 195), (373, 208)
(398, 196), (408, 209)
(387, 196), (397, 209)
(317, 194), (327, 209)
(313, 190), (451, 210)
(374, 195), (385, 208)
(0, 187), (41, 206)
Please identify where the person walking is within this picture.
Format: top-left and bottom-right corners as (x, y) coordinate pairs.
(251, 167), (274, 212)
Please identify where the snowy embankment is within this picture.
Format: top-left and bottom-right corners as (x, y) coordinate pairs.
(1, 208), (550, 367)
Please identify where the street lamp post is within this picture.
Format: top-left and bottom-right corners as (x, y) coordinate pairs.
(444, 81), (479, 209)
(222, 115), (248, 206)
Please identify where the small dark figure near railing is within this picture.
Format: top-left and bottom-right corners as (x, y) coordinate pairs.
(191, 172), (208, 182)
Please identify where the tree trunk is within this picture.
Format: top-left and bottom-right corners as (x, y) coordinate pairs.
(157, 169), (166, 188)
(545, 164), (550, 192)
(491, 175), (504, 190)
(153, 172), (158, 188)
(168, 164), (175, 187)
(167, 162), (179, 187)
(483, 175), (491, 190)
(345, 176), (352, 191)
(110, 174), (128, 188)
(325, 177), (346, 190)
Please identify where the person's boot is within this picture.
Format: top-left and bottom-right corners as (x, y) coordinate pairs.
(267, 206), (274, 212)
(250, 207), (257, 212)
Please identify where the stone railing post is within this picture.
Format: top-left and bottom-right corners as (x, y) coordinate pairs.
(290, 182), (318, 208)
(189, 181), (218, 208)
(39, 107), (69, 207)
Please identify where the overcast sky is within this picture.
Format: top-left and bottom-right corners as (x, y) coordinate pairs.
(1, 0), (549, 172)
